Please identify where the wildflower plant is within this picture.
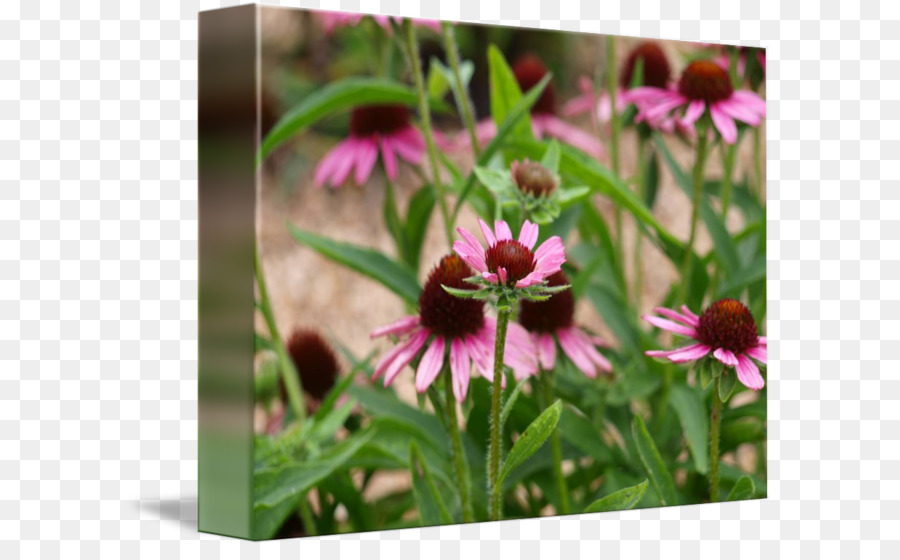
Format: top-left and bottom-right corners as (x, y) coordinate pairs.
(247, 13), (767, 539)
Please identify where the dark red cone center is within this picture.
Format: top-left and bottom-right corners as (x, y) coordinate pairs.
(420, 254), (485, 338)
(349, 104), (411, 136)
(512, 54), (556, 115)
(285, 330), (340, 401)
(518, 271), (574, 333)
(485, 239), (536, 285)
(678, 60), (734, 104)
(695, 298), (759, 354)
(620, 41), (671, 89)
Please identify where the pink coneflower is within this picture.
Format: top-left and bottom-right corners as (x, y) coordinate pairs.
(628, 59), (766, 144)
(462, 55), (605, 159)
(453, 218), (565, 289)
(564, 41), (672, 124)
(314, 104), (425, 188)
(643, 299), (766, 391)
(371, 255), (538, 401)
(518, 271), (612, 378)
(318, 12), (441, 35)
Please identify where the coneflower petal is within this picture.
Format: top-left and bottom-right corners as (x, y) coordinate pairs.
(735, 354), (765, 391)
(415, 336), (445, 393)
(450, 338), (470, 402)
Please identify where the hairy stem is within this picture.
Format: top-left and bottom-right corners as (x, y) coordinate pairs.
(444, 367), (474, 522)
(442, 22), (480, 158)
(720, 141), (737, 220)
(677, 125), (709, 303)
(709, 382), (724, 502)
(403, 20), (454, 248)
(488, 308), (510, 521)
(541, 371), (570, 515)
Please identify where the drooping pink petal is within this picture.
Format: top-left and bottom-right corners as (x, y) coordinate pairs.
(645, 342), (706, 359)
(680, 100), (706, 128)
(535, 333), (556, 371)
(735, 354), (765, 391)
(627, 86), (676, 104)
(353, 137), (379, 185)
(536, 115), (606, 159)
(415, 336), (445, 393)
(680, 305), (700, 323)
(456, 226), (486, 260)
(379, 136), (398, 180)
(757, 336), (767, 346)
(504, 321), (539, 381)
(465, 332), (493, 379)
(715, 98), (761, 126)
(494, 220), (513, 241)
(745, 345), (767, 363)
(533, 236), (566, 276)
(642, 92), (688, 122)
(642, 314), (698, 338)
(314, 139), (352, 188)
(390, 126), (426, 164)
(371, 315), (421, 339)
(652, 306), (700, 327)
(453, 239), (487, 273)
(596, 93), (613, 123)
(478, 218), (497, 247)
(374, 328), (428, 382)
(713, 347), (739, 367)
(514, 271), (543, 289)
(518, 220), (539, 250)
(557, 327), (597, 377)
(571, 327), (612, 373)
(731, 90), (766, 115)
(329, 137), (359, 186)
(667, 343), (712, 363)
(482, 271), (499, 284)
(450, 337), (470, 402)
(497, 267), (508, 284)
(710, 104), (738, 144)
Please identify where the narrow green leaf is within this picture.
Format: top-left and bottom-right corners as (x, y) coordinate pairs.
(313, 350), (371, 423)
(258, 78), (450, 163)
(718, 371), (738, 403)
(498, 400), (562, 485)
(540, 140), (561, 173)
(409, 441), (454, 525)
(307, 398), (357, 445)
(383, 183), (410, 265)
(726, 475), (755, 501)
(474, 167), (513, 194)
(288, 225), (421, 305)
(584, 479), (649, 513)
(405, 186), (436, 271)
(669, 385), (710, 474)
(499, 380), (526, 430)
(718, 254), (765, 295)
(644, 148), (660, 209)
(632, 415), (678, 506)
(699, 360), (714, 389)
(487, 44), (532, 140)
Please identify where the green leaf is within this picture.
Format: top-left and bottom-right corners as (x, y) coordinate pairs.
(405, 186), (436, 271)
(654, 134), (741, 275)
(306, 398), (356, 446)
(699, 359), (714, 389)
(557, 185), (591, 205)
(252, 430), (374, 539)
(559, 406), (613, 464)
(499, 380), (526, 430)
(669, 385), (710, 474)
(474, 167), (513, 194)
(383, 183), (410, 265)
(632, 415), (678, 507)
(644, 148), (660, 209)
(726, 475), (755, 501)
(409, 440), (454, 525)
(258, 78), (450, 163)
(288, 225), (421, 305)
(718, 254), (766, 296)
(718, 371), (738, 403)
(540, 140), (561, 173)
(487, 44), (532, 140)
(498, 400), (562, 485)
(313, 350), (370, 423)
(584, 479), (649, 513)
(452, 74), (551, 217)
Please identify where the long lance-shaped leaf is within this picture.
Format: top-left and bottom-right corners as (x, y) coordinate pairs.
(632, 415), (678, 506)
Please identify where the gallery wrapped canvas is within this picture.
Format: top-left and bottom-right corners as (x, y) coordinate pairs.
(199, 4), (766, 540)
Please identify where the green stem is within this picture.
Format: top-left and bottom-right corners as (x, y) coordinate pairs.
(442, 22), (480, 158)
(677, 125), (709, 304)
(541, 371), (570, 515)
(753, 124), (764, 203)
(255, 249), (306, 425)
(709, 381), (724, 502)
(606, 36), (624, 281)
(720, 141), (737, 220)
(633, 136), (647, 312)
(403, 20), (454, 248)
(488, 307), (510, 521)
(298, 499), (317, 537)
(444, 367), (474, 522)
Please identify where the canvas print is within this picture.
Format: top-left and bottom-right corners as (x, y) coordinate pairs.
(200, 5), (766, 540)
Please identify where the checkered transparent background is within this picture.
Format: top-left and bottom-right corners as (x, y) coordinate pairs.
(1, 0), (898, 557)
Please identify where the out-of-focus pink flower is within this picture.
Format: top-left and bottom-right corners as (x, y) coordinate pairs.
(371, 255), (538, 401)
(314, 105), (426, 188)
(318, 11), (441, 35)
(518, 271), (612, 378)
(643, 299), (766, 391)
(629, 60), (765, 144)
(453, 218), (565, 289)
